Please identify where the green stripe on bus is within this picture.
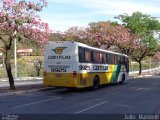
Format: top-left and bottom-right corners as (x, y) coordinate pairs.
(110, 65), (121, 83)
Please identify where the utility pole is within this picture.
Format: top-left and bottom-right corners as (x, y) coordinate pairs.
(14, 30), (17, 80)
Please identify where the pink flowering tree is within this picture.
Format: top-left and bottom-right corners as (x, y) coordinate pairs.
(112, 25), (139, 55)
(63, 22), (137, 50)
(85, 22), (133, 51)
(63, 27), (94, 45)
(85, 21), (137, 49)
(0, 0), (50, 89)
(86, 21), (116, 49)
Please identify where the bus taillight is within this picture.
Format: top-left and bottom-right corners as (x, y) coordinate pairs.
(73, 71), (77, 78)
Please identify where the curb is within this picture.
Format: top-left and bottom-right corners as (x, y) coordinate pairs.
(130, 75), (152, 78)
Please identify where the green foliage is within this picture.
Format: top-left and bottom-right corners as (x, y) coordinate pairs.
(0, 67), (7, 78)
(18, 56), (44, 77)
(116, 11), (160, 75)
(116, 11), (160, 49)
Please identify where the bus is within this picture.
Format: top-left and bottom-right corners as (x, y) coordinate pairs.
(43, 41), (129, 89)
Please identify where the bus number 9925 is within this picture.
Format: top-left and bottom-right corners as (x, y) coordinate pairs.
(51, 68), (66, 72)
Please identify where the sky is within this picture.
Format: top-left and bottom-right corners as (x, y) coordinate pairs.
(39, 0), (160, 32)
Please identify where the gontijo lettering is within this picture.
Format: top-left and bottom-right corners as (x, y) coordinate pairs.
(93, 65), (108, 70)
(48, 56), (70, 59)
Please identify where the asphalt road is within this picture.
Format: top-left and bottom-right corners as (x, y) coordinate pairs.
(0, 77), (160, 119)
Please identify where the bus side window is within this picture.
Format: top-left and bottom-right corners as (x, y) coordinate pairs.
(85, 50), (91, 62)
(79, 47), (85, 62)
(108, 54), (113, 64)
(106, 53), (108, 64)
(102, 53), (106, 63)
(116, 55), (119, 64)
(117, 56), (120, 64)
(125, 57), (129, 72)
(107, 54), (111, 64)
(111, 55), (115, 64)
(120, 56), (124, 64)
(91, 51), (98, 63)
(120, 56), (123, 64)
(98, 52), (102, 63)
(122, 56), (125, 64)
(114, 55), (117, 64)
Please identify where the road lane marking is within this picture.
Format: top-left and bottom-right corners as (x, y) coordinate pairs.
(136, 88), (150, 91)
(74, 101), (109, 114)
(11, 97), (62, 109)
(117, 104), (131, 107)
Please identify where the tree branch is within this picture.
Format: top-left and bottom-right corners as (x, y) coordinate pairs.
(0, 37), (7, 46)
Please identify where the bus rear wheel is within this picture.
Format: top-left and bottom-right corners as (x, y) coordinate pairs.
(93, 76), (100, 90)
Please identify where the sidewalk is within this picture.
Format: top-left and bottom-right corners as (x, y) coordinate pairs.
(0, 77), (43, 82)
(129, 67), (160, 78)
(0, 77), (50, 97)
(0, 77), (43, 88)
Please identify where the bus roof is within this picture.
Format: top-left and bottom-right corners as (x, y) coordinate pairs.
(48, 41), (128, 57)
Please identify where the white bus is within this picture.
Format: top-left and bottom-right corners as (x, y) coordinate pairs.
(43, 41), (129, 89)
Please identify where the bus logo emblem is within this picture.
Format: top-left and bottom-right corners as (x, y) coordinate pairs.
(52, 47), (67, 54)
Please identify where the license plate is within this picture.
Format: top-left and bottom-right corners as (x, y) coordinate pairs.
(51, 67), (66, 72)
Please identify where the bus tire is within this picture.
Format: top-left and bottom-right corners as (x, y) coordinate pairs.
(93, 76), (100, 90)
(119, 74), (125, 84)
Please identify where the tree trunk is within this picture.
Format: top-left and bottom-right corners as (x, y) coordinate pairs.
(5, 49), (15, 90)
(138, 61), (142, 75)
(36, 69), (40, 76)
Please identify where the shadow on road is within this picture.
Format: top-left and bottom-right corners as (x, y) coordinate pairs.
(49, 82), (127, 95)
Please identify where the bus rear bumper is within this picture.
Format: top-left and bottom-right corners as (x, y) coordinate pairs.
(43, 73), (78, 88)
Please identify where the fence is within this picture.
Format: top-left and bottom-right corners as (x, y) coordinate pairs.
(0, 59), (159, 78)
(0, 56), (44, 78)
